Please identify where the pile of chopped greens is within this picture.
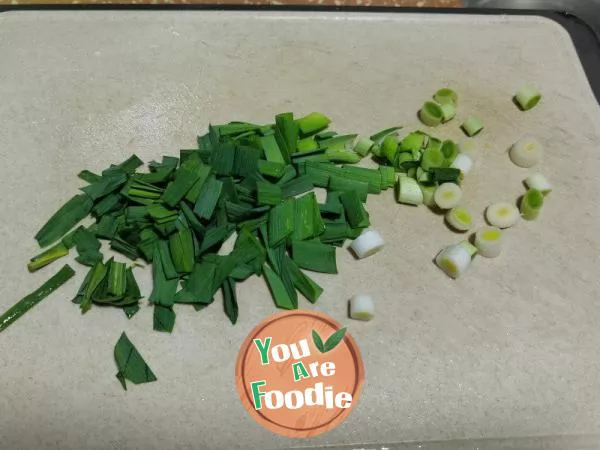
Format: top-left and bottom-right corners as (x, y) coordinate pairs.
(5, 109), (477, 333)
(21, 112), (407, 332)
(1, 84), (547, 388)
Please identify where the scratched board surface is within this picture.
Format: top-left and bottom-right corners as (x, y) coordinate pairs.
(0, 10), (600, 450)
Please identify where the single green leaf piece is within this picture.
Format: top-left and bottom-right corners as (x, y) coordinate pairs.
(27, 241), (70, 272)
(267, 198), (295, 247)
(168, 228), (194, 274)
(35, 194), (94, 248)
(283, 256), (323, 303)
(123, 304), (140, 319)
(222, 278), (238, 325)
(153, 304), (176, 333)
(72, 227), (103, 267)
(149, 247), (178, 307)
(114, 332), (157, 390)
(162, 154), (206, 207)
(80, 260), (108, 313)
(0, 264), (75, 333)
(81, 168), (127, 201)
(296, 112), (331, 136)
(78, 170), (102, 184)
(263, 264), (297, 310)
(291, 240), (337, 274)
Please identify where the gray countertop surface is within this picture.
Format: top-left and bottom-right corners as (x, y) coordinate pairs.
(1, 9), (600, 450)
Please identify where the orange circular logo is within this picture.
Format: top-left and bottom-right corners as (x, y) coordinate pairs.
(235, 310), (365, 438)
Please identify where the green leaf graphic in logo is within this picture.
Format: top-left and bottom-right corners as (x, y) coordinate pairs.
(312, 329), (325, 353)
(312, 327), (347, 353)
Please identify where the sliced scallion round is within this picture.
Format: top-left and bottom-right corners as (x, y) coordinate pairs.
(426, 138), (442, 152)
(420, 184), (436, 207)
(350, 228), (385, 259)
(515, 83), (542, 111)
(485, 201), (520, 228)
(349, 294), (375, 321)
(371, 143), (383, 158)
(395, 151), (415, 170)
(395, 175), (423, 205)
(440, 103), (456, 123)
(434, 182), (462, 209)
(450, 153), (474, 176)
(433, 88), (458, 105)
(379, 166), (396, 189)
(416, 167), (431, 183)
(445, 208), (474, 232)
(381, 135), (399, 164)
(325, 149), (361, 164)
(353, 137), (375, 157)
(435, 243), (473, 279)
(474, 226), (504, 258)
(441, 140), (459, 167)
(520, 188), (544, 221)
(421, 147), (444, 171)
(509, 136), (543, 168)
(461, 115), (484, 136)
(419, 102), (443, 127)
(524, 173), (551, 195)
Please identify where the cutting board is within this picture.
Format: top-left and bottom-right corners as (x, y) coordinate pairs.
(1, 10), (600, 450)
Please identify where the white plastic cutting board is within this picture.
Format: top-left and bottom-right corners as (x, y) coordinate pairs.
(1, 10), (600, 450)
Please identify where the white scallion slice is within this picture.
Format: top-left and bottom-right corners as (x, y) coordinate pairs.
(434, 182), (462, 209)
(395, 176), (423, 205)
(524, 172), (551, 195)
(458, 240), (478, 257)
(515, 83), (542, 111)
(474, 226), (504, 258)
(350, 228), (385, 259)
(435, 243), (473, 279)
(450, 153), (473, 176)
(420, 184), (436, 207)
(485, 201), (520, 228)
(445, 208), (474, 232)
(349, 294), (375, 321)
(509, 136), (543, 168)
